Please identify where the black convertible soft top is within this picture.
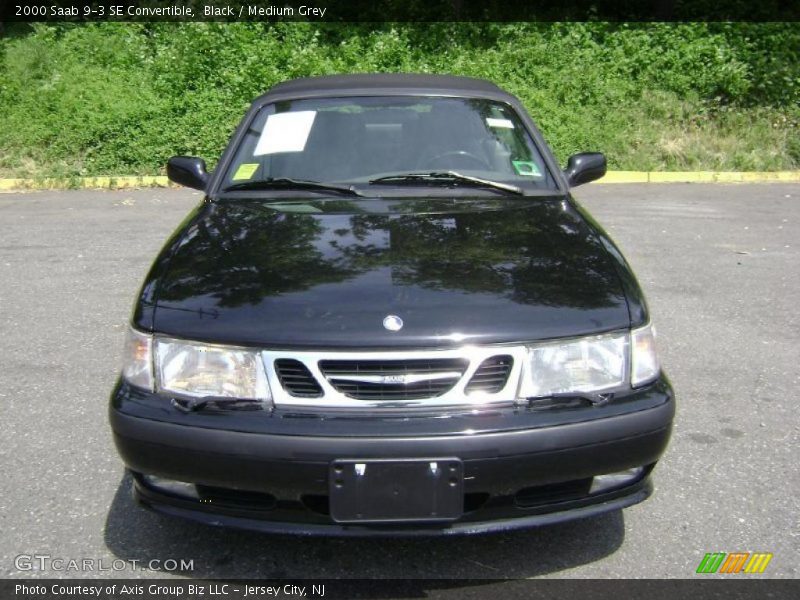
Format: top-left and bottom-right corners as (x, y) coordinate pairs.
(257, 73), (512, 103)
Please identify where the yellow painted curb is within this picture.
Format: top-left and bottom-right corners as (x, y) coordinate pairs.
(0, 175), (172, 191)
(596, 171), (650, 183)
(0, 172), (798, 191)
(597, 170), (800, 184)
(648, 171), (718, 183)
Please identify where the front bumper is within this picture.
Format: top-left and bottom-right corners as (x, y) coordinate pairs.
(110, 375), (674, 536)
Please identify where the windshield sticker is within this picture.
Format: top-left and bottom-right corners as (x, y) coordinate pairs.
(254, 111), (317, 156)
(512, 160), (543, 177)
(232, 162), (259, 181)
(486, 117), (514, 129)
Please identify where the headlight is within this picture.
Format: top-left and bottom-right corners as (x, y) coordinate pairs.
(155, 337), (270, 400)
(518, 332), (628, 399)
(122, 327), (154, 390)
(631, 323), (660, 386)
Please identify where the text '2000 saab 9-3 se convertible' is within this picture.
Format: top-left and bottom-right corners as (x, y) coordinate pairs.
(110, 74), (674, 536)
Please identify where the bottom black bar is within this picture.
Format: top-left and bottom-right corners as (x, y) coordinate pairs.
(2, 579), (798, 600)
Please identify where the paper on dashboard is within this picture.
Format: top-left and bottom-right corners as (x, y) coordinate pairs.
(254, 111), (317, 156)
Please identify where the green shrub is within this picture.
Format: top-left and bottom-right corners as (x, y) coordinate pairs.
(0, 22), (797, 177)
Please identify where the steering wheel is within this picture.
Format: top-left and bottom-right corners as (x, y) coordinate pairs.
(421, 150), (490, 171)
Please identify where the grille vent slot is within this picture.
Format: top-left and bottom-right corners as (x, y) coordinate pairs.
(465, 355), (513, 394)
(274, 359), (323, 398)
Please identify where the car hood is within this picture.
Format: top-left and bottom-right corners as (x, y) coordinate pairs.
(144, 196), (631, 348)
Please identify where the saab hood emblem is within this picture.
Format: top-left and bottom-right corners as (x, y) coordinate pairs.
(383, 315), (404, 331)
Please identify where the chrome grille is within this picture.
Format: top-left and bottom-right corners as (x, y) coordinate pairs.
(319, 359), (468, 400)
(261, 346), (527, 409)
(465, 355), (514, 394)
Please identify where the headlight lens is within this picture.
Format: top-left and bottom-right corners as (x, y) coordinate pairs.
(122, 327), (154, 390)
(155, 338), (270, 400)
(631, 323), (660, 386)
(519, 332), (628, 399)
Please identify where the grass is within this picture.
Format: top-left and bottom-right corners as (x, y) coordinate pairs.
(0, 22), (797, 178)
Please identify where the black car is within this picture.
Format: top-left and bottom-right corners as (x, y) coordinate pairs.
(110, 74), (674, 535)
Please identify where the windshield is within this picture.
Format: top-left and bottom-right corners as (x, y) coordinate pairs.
(222, 96), (558, 194)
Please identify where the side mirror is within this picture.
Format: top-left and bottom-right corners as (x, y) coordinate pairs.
(564, 152), (607, 187)
(167, 156), (210, 190)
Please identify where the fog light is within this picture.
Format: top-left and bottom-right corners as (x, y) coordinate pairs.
(589, 467), (644, 494)
(141, 474), (199, 499)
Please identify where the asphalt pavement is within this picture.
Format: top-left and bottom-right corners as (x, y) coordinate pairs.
(0, 183), (797, 580)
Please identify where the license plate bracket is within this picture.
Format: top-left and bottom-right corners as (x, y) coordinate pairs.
(329, 458), (464, 523)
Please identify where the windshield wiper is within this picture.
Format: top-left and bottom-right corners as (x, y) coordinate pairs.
(369, 171), (524, 195)
(224, 177), (364, 197)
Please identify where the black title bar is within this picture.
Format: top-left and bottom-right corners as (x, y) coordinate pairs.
(2, 0), (799, 23)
